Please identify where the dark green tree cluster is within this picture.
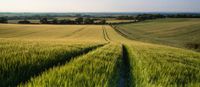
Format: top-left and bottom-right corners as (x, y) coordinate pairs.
(75, 17), (84, 24)
(0, 17), (8, 23)
(39, 17), (106, 24)
(135, 14), (165, 21)
(116, 14), (200, 22)
(116, 16), (135, 20)
(84, 18), (94, 24)
(166, 14), (200, 18)
(18, 20), (31, 24)
(99, 19), (106, 24)
(40, 18), (49, 24)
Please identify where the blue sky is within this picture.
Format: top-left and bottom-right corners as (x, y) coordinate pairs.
(0, 0), (200, 12)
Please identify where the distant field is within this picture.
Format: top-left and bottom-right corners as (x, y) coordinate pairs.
(106, 20), (134, 23)
(0, 24), (200, 87)
(0, 24), (85, 39)
(56, 17), (77, 20)
(115, 18), (200, 51)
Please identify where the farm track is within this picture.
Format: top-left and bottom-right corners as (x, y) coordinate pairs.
(118, 45), (132, 87)
(111, 25), (132, 40)
(102, 26), (111, 41)
(17, 44), (106, 86)
(63, 26), (88, 37)
(103, 26), (133, 87)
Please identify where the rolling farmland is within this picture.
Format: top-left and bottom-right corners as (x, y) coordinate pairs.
(0, 19), (200, 87)
(114, 18), (200, 51)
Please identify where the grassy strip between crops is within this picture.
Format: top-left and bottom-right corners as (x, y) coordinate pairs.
(125, 42), (200, 87)
(0, 39), (105, 87)
(20, 43), (122, 87)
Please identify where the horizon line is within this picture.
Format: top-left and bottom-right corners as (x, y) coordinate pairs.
(0, 11), (200, 14)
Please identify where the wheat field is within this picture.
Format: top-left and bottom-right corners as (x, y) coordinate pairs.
(0, 19), (200, 87)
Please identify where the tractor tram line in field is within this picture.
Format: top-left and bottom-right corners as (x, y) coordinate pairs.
(103, 26), (111, 41)
(111, 25), (133, 40)
(102, 26), (111, 42)
(118, 45), (132, 87)
(63, 26), (88, 38)
(102, 25), (133, 87)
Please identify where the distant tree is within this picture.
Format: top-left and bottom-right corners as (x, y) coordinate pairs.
(18, 20), (31, 24)
(52, 19), (58, 24)
(84, 18), (94, 24)
(59, 19), (75, 24)
(166, 14), (200, 18)
(99, 19), (106, 24)
(117, 16), (135, 20)
(75, 17), (84, 24)
(59, 19), (68, 24)
(40, 18), (48, 24)
(0, 17), (8, 23)
(135, 14), (166, 21)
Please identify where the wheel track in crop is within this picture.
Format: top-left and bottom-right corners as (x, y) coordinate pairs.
(16, 43), (107, 86)
(62, 26), (88, 38)
(111, 25), (133, 40)
(102, 25), (133, 86)
(118, 45), (133, 87)
(102, 26), (111, 42)
(103, 25), (134, 86)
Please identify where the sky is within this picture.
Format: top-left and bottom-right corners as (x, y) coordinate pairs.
(0, 0), (200, 12)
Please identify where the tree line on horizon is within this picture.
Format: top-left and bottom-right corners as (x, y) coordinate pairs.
(1, 13), (200, 24)
(39, 17), (106, 24)
(0, 17), (107, 25)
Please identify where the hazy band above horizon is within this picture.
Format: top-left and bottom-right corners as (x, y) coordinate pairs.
(0, 0), (200, 12)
